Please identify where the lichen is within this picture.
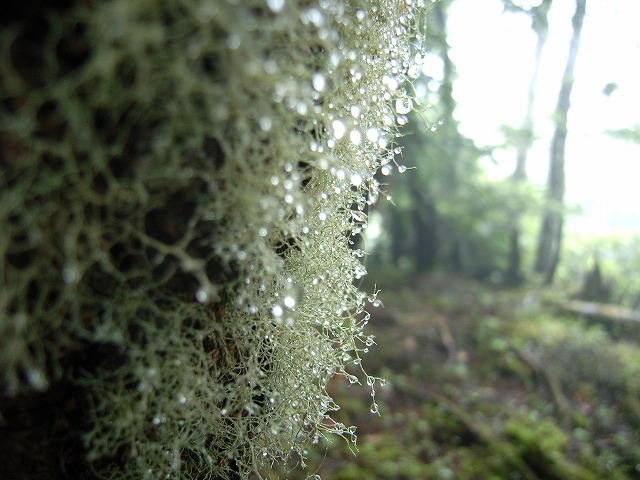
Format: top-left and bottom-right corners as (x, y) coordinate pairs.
(0, 0), (424, 477)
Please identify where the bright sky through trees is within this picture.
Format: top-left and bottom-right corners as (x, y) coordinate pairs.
(446, 0), (640, 235)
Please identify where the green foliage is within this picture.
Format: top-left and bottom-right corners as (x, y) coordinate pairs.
(0, 0), (425, 478)
(606, 124), (640, 144)
(557, 232), (640, 309)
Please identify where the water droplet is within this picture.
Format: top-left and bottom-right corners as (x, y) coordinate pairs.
(350, 173), (363, 187)
(272, 305), (283, 318)
(270, 176), (280, 186)
(381, 165), (392, 176)
(259, 117), (272, 131)
(226, 34), (241, 49)
(195, 289), (208, 302)
(382, 74), (399, 91)
(312, 73), (326, 92)
(332, 119), (346, 139)
(318, 211), (327, 221)
(266, 0), (284, 13)
(62, 266), (78, 284)
(283, 295), (296, 308)
(304, 8), (324, 27)
(296, 101), (308, 115)
(26, 369), (48, 390)
(349, 129), (362, 145)
(366, 127), (379, 142)
(152, 414), (166, 426)
(395, 97), (412, 114)
(398, 165), (407, 173)
(350, 105), (361, 118)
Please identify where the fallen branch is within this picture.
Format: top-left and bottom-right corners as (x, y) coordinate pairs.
(559, 300), (640, 324)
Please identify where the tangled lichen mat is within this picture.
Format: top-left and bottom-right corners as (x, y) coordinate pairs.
(0, 0), (425, 478)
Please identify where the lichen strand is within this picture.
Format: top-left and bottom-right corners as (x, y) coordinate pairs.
(0, 0), (423, 478)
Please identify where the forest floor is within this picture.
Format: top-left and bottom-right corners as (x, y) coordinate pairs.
(277, 272), (640, 480)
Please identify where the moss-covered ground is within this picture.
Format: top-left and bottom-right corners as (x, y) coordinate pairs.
(276, 272), (640, 479)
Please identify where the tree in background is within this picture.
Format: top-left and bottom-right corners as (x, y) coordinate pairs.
(502, 0), (553, 286)
(534, 0), (587, 284)
(375, 0), (534, 281)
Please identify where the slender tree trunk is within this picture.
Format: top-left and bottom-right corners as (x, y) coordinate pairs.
(505, 0), (552, 286)
(412, 193), (439, 271)
(534, 0), (586, 285)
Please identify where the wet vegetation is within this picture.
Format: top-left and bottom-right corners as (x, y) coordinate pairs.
(279, 266), (640, 479)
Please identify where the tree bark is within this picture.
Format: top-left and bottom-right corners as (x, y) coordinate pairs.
(534, 0), (586, 284)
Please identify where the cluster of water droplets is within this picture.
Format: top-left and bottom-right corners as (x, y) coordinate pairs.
(0, 0), (425, 478)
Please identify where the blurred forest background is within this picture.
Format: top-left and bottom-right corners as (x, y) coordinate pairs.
(277, 0), (640, 478)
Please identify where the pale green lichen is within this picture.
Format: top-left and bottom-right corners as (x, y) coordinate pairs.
(0, 0), (424, 477)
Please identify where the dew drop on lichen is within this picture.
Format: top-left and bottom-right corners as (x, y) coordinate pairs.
(226, 34), (241, 49)
(312, 73), (326, 92)
(259, 117), (272, 131)
(366, 127), (379, 142)
(395, 97), (412, 114)
(61, 266), (78, 284)
(266, 0), (285, 13)
(350, 173), (363, 187)
(332, 119), (346, 139)
(195, 289), (208, 303)
(272, 305), (284, 318)
(349, 129), (362, 145)
(26, 369), (48, 391)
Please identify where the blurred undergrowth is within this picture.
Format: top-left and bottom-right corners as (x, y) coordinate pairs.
(276, 266), (640, 479)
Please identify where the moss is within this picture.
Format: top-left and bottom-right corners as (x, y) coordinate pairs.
(0, 0), (425, 478)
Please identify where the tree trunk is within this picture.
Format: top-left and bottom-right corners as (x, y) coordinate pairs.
(412, 191), (439, 271)
(504, 0), (552, 286)
(534, 0), (586, 285)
